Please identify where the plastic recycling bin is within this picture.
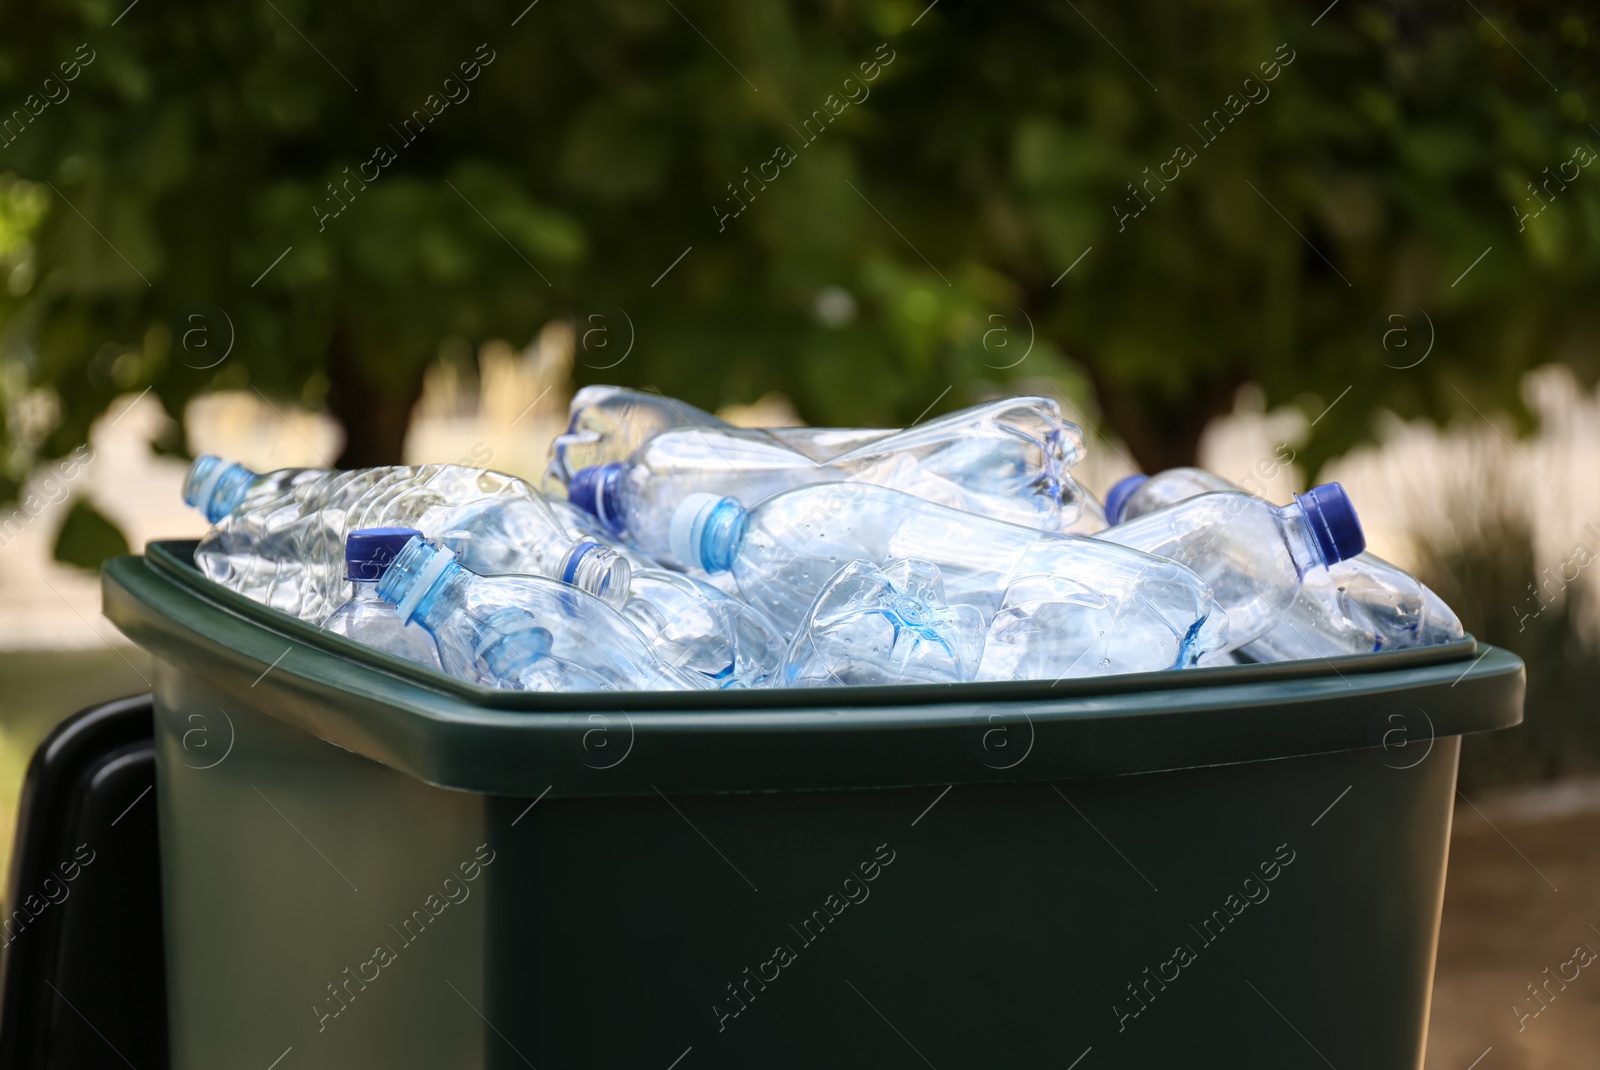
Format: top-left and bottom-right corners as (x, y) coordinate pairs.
(102, 541), (1524, 1070)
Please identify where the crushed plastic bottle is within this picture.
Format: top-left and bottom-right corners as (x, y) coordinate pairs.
(977, 569), (1227, 679)
(659, 482), (1223, 672)
(372, 535), (707, 692)
(569, 431), (824, 551)
(1106, 469), (1462, 657)
(177, 387), (1455, 690)
(825, 398), (1101, 533)
(545, 385), (889, 490)
(322, 528), (442, 670)
(622, 568), (786, 688)
(548, 496), (658, 572)
(782, 559), (986, 687)
(1097, 481), (1366, 650)
(185, 455), (629, 623)
(567, 398), (1101, 562)
(452, 607), (614, 692)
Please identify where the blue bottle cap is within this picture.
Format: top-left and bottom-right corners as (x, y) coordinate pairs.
(1103, 473), (1150, 525)
(346, 527), (425, 581)
(567, 462), (626, 534)
(1295, 482), (1365, 565)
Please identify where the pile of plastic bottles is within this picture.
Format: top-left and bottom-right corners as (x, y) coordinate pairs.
(180, 386), (1463, 693)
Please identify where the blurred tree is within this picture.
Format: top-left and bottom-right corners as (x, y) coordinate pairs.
(0, 0), (1596, 514)
(51, 495), (127, 569)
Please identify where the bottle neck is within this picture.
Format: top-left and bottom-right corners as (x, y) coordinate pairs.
(184, 456), (260, 523)
(699, 498), (747, 573)
(378, 539), (469, 626)
(1279, 503), (1330, 577)
(562, 542), (631, 607)
(411, 566), (469, 629)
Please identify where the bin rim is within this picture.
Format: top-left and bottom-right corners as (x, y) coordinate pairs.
(101, 541), (1526, 797)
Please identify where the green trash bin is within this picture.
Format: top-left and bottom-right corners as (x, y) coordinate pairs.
(103, 541), (1523, 1070)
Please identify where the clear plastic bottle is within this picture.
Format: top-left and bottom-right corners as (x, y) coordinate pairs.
(322, 528), (442, 669)
(782, 559), (986, 687)
(1105, 469), (1463, 658)
(825, 397), (1101, 533)
(661, 482), (1223, 671)
(184, 455), (629, 622)
(976, 569), (1226, 679)
(545, 385), (888, 490)
(567, 398), (1101, 562)
(1096, 481), (1367, 651)
(456, 608), (614, 692)
(1103, 468), (1220, 525)
(621, 569), (785, 689)
(548, 497), (658, 572)
(373, 536), (707, 692)
(569, 431), (818, 553)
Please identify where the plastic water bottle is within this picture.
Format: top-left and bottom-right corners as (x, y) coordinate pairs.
(1103, 468), (1226, 525)
(548, 497), (658, 571)
(622, 569), (786, 688)
(547, 388), (1100, 524)
(546, 385), (889, 489)
(442, 606), (614, 692)
(372, 535), (707, 692)
(1106, 469), (1463, 658)
(977, 568), (1228, 680)
(782, 559), (986, 687)
(185, 455), (630, 623)
(567, 398), (1101, 560)
(322, 528), (442, 669)
(1096, 481), (1366, 650)
(657, 482), (1222, 667)
(823, 397), (1101, 533)
(569, 430), (821, 549)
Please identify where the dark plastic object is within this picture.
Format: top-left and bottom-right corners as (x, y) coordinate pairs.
(102, 542), (1525, 1070)
(0, 695), (168, 1070)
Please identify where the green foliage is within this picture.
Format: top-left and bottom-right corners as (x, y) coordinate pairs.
(51, 495), (129, 570)
(0, 0), (1596, 480)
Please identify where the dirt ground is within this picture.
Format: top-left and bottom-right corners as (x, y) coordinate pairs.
(1427, 781), (1600, 1069)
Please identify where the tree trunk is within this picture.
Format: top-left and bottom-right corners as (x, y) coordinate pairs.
(1080, 356), (1245, 474)
(324, 325), (427, 469)
(1017, 282), (1244, 475)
